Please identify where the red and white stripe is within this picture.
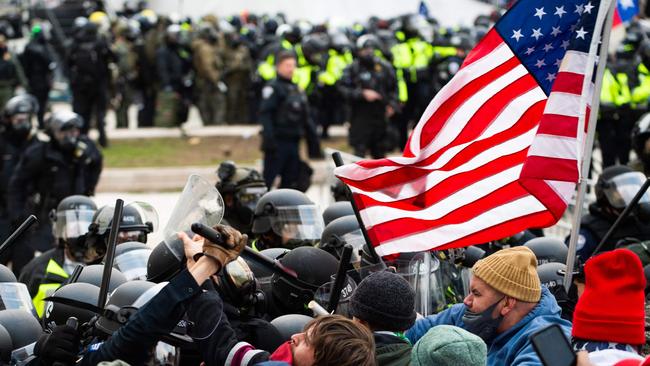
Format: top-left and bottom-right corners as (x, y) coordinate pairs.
(335, 29), (594, 257)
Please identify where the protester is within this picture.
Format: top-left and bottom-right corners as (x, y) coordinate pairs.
(406, 246), (572, 365)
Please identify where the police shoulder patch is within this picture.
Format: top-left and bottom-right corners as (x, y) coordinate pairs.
(262, 86), (274, 99)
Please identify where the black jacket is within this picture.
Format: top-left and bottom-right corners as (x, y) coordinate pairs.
(18, 247), (66, 297)
(259, 76), (309, 145)
(20, 38), (53, 91)
(0, 131), (40, 218)
(7, 137), (102, 223)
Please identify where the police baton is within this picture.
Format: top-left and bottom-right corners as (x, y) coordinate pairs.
(327, 244), (353, 313)
(191, 223), (299, 279)
(97, 199), (123, 309)
(0, 215), (37, 259)
(592, 177), (650, 256)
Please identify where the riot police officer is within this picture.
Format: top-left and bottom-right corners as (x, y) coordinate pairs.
(18, 195), (97, 317)
(0, 94), (40, 252)
(630, 112), (650, 176)
(215, 161), (268, 236)
(250, 189), (324, 251)
(339, 34), (398, 158)
(8, 111), (102, 276)
(569, 165), (650, 261)
(19, 25), (54, 129)
(259, 50), (312, 189)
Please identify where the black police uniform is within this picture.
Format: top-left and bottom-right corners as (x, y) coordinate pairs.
(156, 42), (194, 125)
(259, 75), (310, 189)
(339, 56), (398, 158)
(67, 34), (114, 146)
(0, 130), (41, 261)
(19, 36), (53, 128)
(7, 136), (102, 275)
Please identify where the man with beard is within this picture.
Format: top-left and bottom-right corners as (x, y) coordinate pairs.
(406, 247), (571, 366)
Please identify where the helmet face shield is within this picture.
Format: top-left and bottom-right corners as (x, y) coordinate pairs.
(0, 283), (34, 313)
(114, 249), (152, 281)
(237, 186), (267, 212)
(224, 257), (255, 291)
(603, 172), (650, 209)
(55, 209), (95, 240)
(270, 205), (324, 242)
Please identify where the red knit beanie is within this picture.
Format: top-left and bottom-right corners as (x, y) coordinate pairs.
(572, 249), (646, 345)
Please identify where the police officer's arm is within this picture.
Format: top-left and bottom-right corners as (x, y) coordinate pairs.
(337, 65), (363, 101)
(82, 139), (103, 196)
(81, 266), (209, 365)
(6, 145), (43, 223)
(259, 83), (281, 148)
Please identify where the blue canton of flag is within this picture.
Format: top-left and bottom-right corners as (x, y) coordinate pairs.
(617, 0), (638, 23)
(496, 0), (601, 94)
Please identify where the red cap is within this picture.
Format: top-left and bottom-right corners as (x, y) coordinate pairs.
(572, 249), (646, 345)
(614, 357), (650, 366)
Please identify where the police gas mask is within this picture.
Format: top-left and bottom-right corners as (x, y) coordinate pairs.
(54, 127), (80, 153)
(235, 185), (267, 225)
(8, 113), (32, 140)
(462, 296), (505, 343)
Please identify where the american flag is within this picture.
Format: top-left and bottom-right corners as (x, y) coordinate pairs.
(335, 0), (611, 257)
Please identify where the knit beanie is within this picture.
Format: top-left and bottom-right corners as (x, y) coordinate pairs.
(572, 249), (646, 345)
(472, 246), (541, 302)
(349, 270), (416, 332)
(411, 325), (487, 366)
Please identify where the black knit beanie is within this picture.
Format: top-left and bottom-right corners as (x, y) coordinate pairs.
(350, 270), (416, 332)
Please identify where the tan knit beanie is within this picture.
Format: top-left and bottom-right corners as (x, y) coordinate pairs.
(472, 246), (541, 302)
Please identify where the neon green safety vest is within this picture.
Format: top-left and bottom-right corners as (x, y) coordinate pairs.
(257, 40), (307, 81)
(632, 63), (650, 107)
(33, 259), (69, 317)
(601, 68), (632, 107)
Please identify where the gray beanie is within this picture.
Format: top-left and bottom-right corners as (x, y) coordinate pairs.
(349, 270), (416, 332)
(411, 325), (487, 366)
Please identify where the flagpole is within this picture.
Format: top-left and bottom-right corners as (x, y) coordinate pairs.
(564, 0), (616, 290)
(332, 152), (385, 265)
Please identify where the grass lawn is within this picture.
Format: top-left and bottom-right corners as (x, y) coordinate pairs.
(102, 135), (351, 168)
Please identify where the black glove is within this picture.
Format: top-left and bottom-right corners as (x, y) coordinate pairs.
(34, 325), (80, 365)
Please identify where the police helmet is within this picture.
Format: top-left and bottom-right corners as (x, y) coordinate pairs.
(536, 262), (566, 290)
(0, 265), (16, 283)
(319, 215), (364, 263)
(89, 202), (157, 244)
(270, 314), (313, 342)
(330, 32), (352, 53)
(96, 281), (192, 345)
(277, 24), (301, 44)
(165, 24), (181, 43)
(322, 202), (354, 226)
(76, 264), (127, 291)
(271, 247), (339, 313)
(3, 94), (38, 119)
(53, 195), (97, 258)
(0, 324), (11, 363)
(95, 280), (156, 336)
(45, 110), (83, 136)
(301, 33), (329, 64)
(147, 238), (184, 283)
(216, 161), (267, 208)
(197, 22), (218, 42)
(524, 237), (569, 265)
(251, 189), (324, 243)
(0, 309), (42, 349)
(356, 34), (381, 50)
(264, 18), (279, 35)
(43, 282), (100, 327)
(595, 165), (650, 212)
(246, 247), (290, 279)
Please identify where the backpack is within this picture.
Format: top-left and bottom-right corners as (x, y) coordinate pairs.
(70, 42), (100, 86)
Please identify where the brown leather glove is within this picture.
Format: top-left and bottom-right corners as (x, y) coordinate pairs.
(201, 224), (247, 271)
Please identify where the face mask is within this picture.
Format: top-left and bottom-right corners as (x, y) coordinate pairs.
(57, 136), (78, 153)
(270, 341), (294, 363)
(462, 296), (504, 343)
(9, 120), (31, 140)
(360, 53), (374, 67)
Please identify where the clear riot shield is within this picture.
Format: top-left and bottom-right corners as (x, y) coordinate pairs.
(394, 252), (447, 316)
(161, 175), (225, 261)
